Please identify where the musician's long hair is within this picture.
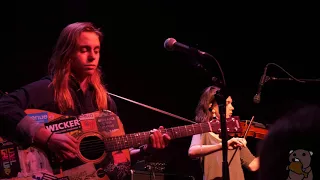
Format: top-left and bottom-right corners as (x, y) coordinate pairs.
(48, 22), (108, 113)
(195, 86), (220, 123)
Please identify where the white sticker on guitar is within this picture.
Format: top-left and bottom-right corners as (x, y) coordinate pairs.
(78, 113), (95, 121)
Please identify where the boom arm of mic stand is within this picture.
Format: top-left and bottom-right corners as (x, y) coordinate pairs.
(108, 92), (195, 124)
(270, 77), (320, 82)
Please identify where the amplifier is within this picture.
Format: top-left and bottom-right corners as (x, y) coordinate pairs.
(130, 170), (195, 180)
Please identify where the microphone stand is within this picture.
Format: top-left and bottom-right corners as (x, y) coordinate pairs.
(214, 87), (230, 180)
(192, 52), (230, 180)
(165, 40), (230, 180)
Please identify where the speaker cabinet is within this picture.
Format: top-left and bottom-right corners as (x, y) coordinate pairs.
(130, 170), (195, 180)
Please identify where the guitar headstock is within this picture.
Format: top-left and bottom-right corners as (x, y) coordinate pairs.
(209, 116), (242, 134)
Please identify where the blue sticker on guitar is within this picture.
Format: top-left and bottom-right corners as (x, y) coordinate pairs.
(27, 112), (48, 123)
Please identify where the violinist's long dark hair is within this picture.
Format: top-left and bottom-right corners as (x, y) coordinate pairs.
(195, 86), (220, 123)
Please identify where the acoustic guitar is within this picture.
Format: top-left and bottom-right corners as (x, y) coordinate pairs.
(0, 109), (242, 180)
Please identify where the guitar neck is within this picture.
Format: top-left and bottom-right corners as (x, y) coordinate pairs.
(104, 122), (212, 152)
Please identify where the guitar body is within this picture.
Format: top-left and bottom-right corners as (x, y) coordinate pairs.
(0, 109), (131, 180)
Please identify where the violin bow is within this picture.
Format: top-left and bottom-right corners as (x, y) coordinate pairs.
(243, 116), (255, 139)
(228, 115), (255, 166)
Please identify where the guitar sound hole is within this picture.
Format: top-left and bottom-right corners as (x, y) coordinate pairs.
(79, 136), (105, 160)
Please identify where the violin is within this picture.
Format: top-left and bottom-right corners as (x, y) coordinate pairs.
(228, 116), (269, 140)
(228, 116), (267, 165)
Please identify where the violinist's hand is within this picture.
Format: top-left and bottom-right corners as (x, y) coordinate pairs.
(227, 137), (247, 150)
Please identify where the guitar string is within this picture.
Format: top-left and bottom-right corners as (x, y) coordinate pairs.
(78, 121), (238, 145)
(76, 122), (240, 153)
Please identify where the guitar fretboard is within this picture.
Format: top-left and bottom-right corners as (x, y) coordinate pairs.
(104, 121), (217, 152)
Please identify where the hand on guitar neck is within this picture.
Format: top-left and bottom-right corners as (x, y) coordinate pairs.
(33, 126), (79, 160)
(130, 126), (171, 162)
(147, 126), (171, 150)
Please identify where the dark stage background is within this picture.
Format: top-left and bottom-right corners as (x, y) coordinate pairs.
(5, 1), (320, 179)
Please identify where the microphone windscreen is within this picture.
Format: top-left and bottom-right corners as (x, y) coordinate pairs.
(164, 38), (176, 51)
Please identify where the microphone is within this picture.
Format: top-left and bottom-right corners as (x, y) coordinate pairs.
(164, 38), (207, 56)
(253, 65), (269, 104)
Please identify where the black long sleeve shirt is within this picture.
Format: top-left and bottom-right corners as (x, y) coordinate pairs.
(0, 76), (117, 142)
